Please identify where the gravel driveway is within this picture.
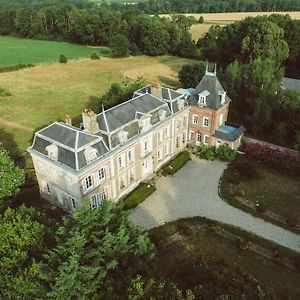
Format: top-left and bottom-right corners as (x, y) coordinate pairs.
(130, 157), (300, 253)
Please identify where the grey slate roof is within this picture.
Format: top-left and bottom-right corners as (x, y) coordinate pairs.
(187, 73), (231, 110)
(97, 93), (171, 133)
(29, 122), (109, 172)
(213, 125), (246, 142)
(282, 77), (300, 91)
(134, 85), (182, 101)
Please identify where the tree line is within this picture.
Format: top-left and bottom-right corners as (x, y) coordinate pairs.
(180, 14), (300, 150)
(0, 4), (198, 58)
(112, 0), (300, 14)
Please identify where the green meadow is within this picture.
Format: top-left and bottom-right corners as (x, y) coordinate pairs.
(0, 36), (110, 67)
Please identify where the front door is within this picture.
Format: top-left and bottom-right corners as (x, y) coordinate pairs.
(142, 157), (153, 178)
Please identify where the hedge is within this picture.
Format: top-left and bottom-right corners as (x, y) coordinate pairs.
(162, 151), (191, 175)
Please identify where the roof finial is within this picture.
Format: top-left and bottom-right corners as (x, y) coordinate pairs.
(214, 63), (217, 75)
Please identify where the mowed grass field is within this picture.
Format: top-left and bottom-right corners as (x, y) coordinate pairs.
(0, 55), (196, 162)
(161, 11), (300, 40)
(0, 36), (110, 67)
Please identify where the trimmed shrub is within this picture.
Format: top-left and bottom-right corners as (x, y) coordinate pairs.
(90, 52), (100, 60)
(162, 151), (190, 175)
(59, 54), (67, 64)
(198, 144), (216, 161)
(234, 162), (258, 178)
(198, 16), (204, 23)
(216, 144), (236, 161)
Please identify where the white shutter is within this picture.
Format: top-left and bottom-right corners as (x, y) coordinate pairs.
(93, 172), (100, 187)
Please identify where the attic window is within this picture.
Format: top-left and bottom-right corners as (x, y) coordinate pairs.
(198, 90), (209, 106)
(46, 144), (58, 161)
(158, 109), (167, 121)
(177, 98), (185, 110)
(219, 91), (227, 105)
(139, 114), (152, 133)
(118, 130), (128, 144)
(84, 147), (98, 164)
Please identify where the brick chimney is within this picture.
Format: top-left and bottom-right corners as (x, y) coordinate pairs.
(65, 114), (72, 126)
(82, 109), (99, 134)
(150, 84), (162, 99)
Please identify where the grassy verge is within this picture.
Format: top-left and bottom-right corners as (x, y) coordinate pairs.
(161, 150), (190, 175)
(220, 154), (300, 232)
(123, 183), (156, 209)
(149, 217), (300, 299)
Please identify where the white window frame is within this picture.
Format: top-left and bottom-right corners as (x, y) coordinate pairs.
(182, 132), (186, 144)
(157, 130), (162, 144)
(204, 134), (210, 145)
(46, 183), (51, 195)
(164, 126), (170, 138)
(118, 154), (126, 170)
(119, 175), (126, 190)
(128, 148), (135, 163)
(90, 189), (107, 209)
(82, 175), (93, 193)
(176, 136), (180, 148)
(189, 130), (194, 140)
(69, 196), (76, 209)
(164, 144), (169, 156)
(183, 116), (187, 126)
(157, 148), (162, 161)
(129, 168), (135, 182)
(203, 117), (209, 127)
(192, 114), (198, 124)
(197, 132), (201, 142)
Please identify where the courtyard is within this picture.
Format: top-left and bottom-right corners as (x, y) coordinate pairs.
(130, 157), (300, 253)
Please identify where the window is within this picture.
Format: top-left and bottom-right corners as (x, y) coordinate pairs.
(119, 175), (125, 189)
(203, 117), (209, 127)
(157, 149), (162, 161)
(83, 175), (93, 193)
(164, 144), (169, 156)
(94, 167), (106, 186)
(189, 131), (194, 140)
(157, 130), (162, 144)
(178, 98), (185, 110)
(204, 135), (209, 145)
(158, 109), (167, 121)
(69, 196), (76, 209)
(118, 130), (128, 144)
(46, 144), (58, 161)
(84, 147), (98, 164)
(128, 148), (135, 163)
(129, 169), (135, 182)
(182, 132), (186, 144)
(118, 154), (125, 169)
(183, 116), (187, 126)
(164, 126), (169, 138)
(176, 136), (180, 148)
(144, 140), (148, 153)
(176, 120), (181, 131)
(90, 189), (106, 209)
(199, 96), (206, 106)
(197, 132), (201, 142)
(192, 115), (198, 124)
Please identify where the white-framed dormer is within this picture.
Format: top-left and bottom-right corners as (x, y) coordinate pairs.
(118, 129), (128, 145)
(46, 144), (58, 161)
(84, 146), (98, 164)
(219, 90), (227, 105)
(138, 113), (152, 133)
(198, 90), (210, 107)
(177, 98), (185, 110)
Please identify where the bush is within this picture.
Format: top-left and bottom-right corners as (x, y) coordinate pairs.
(198, 16), (204, 23)
(216, 144), (236, 161)
(110, 34), (130, 57)
(198, 144), (216, 161)
(0, 87), (11, 97)
(236, 188), (246, 197)
(90, 53), (100, 60)
(234, 162), (258, 178)
(59, 54), (67, 64)
(162, 151), (190, 175)
(130, 43), (140, 56)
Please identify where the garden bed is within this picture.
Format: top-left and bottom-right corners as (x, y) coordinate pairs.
(123, 182), (156, 209)
(161, 150), (190, 175)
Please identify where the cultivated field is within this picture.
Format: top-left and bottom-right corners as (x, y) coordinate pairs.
(0, 55), (196, 160)
(162, 11), (300, 40)
(0, 36), (110, 67)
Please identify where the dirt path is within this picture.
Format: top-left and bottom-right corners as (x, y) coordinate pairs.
(0, 117), (34, 132)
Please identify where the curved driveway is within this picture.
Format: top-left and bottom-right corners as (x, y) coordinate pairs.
(130, 158), (300, 253)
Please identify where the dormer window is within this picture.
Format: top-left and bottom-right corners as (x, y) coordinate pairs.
(177, 98), (185, 110)
(84, 146), (98, 164)
(198, 90), (209, 106)
(46, 144), (58, 161)
(118, 130), (128, 144)
(219, 91), (227, 105)
(158, 109), (167, 121)
(139, 114), (152, 133)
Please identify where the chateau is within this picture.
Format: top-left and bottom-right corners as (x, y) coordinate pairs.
(28, 69), (245, 211)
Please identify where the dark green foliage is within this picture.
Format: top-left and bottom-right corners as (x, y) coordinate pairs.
(234, 161), (258, 178)
(0, 87), (11, 96)
(198, 144), (217, 161)
(178, 61), (206, 88)
(0, 63), (34, 73)
(216, 144), (236, 161)
(162, 151), (190, 175)
(59, 54), (67, 64)
(123, 183), (156, 209)
(0, 205), (48, 300)
(90, 52), (100, 60)
(41, 200), (155, 299)
(198, 16), (204, 24)
(256, 201), (267, 213)
(0, 147), (25, 200)
(110, 34), (130, 57)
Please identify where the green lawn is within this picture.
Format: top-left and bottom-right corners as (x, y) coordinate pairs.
(150, 217), (300, 299)
(0, 36), (110, 67)
(221, 155), (300, 226)
(161, 150), (191, 175)
(123, 183), (156, 209)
